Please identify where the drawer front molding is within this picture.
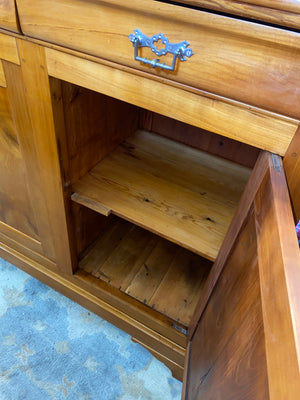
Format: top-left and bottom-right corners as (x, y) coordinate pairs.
(17, 0), (300, 119)
(45, 47), (298, 156)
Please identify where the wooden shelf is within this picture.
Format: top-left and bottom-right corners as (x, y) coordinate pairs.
(79, 216), (212, 327)
(72, 130), (251, 261)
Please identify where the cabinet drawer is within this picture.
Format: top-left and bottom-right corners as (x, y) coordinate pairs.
(17, 0), (300, 119)
(0, 0), (20, 33)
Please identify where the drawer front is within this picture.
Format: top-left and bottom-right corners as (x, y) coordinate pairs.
(17, 0), (300, 119)
(0, 0), (20, 32)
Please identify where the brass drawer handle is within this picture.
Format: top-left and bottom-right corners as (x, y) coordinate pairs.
(129, 29), (193, 71)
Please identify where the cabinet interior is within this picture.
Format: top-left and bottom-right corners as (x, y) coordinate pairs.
(50, 78), (260, 334)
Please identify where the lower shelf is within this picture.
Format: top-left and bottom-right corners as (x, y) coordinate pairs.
(72, 129), (251, 261)
(78, 216), (212, 328)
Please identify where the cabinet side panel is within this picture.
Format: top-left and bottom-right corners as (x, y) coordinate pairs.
(57, 81), (139, 185)
(185, 211), (269, 399)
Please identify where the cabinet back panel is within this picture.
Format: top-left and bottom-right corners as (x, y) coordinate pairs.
(140, 110), (261, 168)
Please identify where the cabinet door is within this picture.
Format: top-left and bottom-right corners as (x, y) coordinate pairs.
(183, 152), (300, 399)
(0, 35), (74, 274)
(0, 33), (47, 258)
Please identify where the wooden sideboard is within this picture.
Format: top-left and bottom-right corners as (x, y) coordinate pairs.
(0, 1), (300, 398)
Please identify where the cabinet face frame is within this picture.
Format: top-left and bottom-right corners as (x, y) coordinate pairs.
(16, 0), (300, 119)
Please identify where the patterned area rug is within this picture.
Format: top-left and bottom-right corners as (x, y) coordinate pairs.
(0, 259), (182, 399)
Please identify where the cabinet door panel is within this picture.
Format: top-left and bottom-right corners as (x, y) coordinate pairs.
(0, 87), (40, 242)
(184, 153), (300, 399)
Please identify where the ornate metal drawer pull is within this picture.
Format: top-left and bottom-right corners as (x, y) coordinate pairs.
(129, 29), (193, 72)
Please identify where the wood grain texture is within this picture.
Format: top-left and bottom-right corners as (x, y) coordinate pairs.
(3, 60), (56, 260)
(126, 238), (179, 304)
(57, 81), (139, 185)
(188, 150), (269, 337)
(17, 0), (300, 118)
(15, 39), (75, 274)
(148, 247), (211, 326)
(0, 60), (5, 87)
(0, 32), (19, 64)
(0, 0), (20, 33)
(0, 228), (56, 272)
(255, 155), (300, 399)
(175, 0), (300, 30)
(0, 83), (41, 242)
(0, 220), (42, 256)
(72, 130), (251, 261)
(283, 125), (300, 221)
(185, 211), (269, 399)
(148, 112), (261, 168)
(80, 216), (211, 327)
(45, 47), (298, 156)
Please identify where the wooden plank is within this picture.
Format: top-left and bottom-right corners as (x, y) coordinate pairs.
(79, 217), (132, 274)
(184, 211), (269, 399)
(71, 192), (111, 217)
(283, 124), (300, 221)
(98, 224), (157, 290)
(0, 60), (6, 87)
(45, 47), (298, 155)
(18, 0), (300, 118)
(0, 32), (19, 64)
(15, 39), (75, 274)
(72, 130), (251, 261)
(254, 155), (300, 399)
(45, 49), (297, 155)
(0, 0), (20, 33)
(175, 0), (300, 30)
(80, 215), (210, 329)
(188, 150), (269, 337)
(149, 248), (211, 326)
(125, 237), (179, 304)
(58, 81), (139, 184)
(150, 112), (261, 169)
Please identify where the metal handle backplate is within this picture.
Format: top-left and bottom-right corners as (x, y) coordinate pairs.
(128, 29), (193, 71)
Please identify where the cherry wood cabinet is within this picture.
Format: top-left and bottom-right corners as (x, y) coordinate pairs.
(0, 1), (299, 398)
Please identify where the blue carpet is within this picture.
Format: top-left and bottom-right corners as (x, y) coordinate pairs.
(0, 259), (182, 399)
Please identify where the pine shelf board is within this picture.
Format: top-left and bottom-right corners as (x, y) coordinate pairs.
(72, 130), (251, 261)
(79, 217), (212, 327)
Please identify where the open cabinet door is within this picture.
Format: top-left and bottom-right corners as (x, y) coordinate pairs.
(183, 152), (300, 399)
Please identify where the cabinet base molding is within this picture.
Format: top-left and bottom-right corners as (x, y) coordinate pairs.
(0, 238), (186, 381)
